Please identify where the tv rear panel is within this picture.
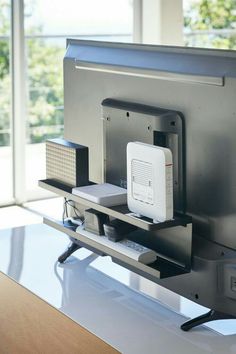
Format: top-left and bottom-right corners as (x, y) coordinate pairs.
(64, 40), (236, 251)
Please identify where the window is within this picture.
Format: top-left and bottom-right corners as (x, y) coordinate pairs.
(183, 0), (236, 49)
(0, 0), (13, 205)
(24, 0), (133, 200)
(0, 0), (133, 205)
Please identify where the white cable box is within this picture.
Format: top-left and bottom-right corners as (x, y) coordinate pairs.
(127, 142), (173, 222)
(72, 183), (127, 207)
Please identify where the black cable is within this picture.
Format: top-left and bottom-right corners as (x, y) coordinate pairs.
(62, 198), (84, 224)
(66, 200), (83, 219)
(62, 197), (67, 224)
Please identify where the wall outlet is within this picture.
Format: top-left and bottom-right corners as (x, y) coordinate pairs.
(231, 276), (236, 292)
(223, 264), (236, 300)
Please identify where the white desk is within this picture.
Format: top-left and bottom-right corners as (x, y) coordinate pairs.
(0, 223), (235, 354)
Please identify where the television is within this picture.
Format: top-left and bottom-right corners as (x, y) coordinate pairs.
(63, 39), (236, 330)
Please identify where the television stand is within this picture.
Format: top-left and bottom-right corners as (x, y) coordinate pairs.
(181, 309), (236, 331)
(58, 240), (81, 264)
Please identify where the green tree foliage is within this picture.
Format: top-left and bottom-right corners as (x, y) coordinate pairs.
(0, 0), (64, 146)
(27, 38), (64, 143)
(0, 40), (9, 80)
(0, 0), (9, 79)
(184, 0), (236, 48)
(0, 0), (10, 146)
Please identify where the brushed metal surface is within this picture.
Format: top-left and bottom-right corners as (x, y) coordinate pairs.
(75, 61), (224, 86)
(64, 40), (236, 250)
(102, 99), (184, 213)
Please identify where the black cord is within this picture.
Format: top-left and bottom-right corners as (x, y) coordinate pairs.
(62, 198), (84, 224)
(66, 200), (82, 219)
(62, 197), (67, 224)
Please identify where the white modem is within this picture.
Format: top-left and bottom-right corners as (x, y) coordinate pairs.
(72, 183), (127, 207)
(127, 142), (173, 222)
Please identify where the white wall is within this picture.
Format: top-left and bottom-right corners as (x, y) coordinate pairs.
(134, 0), (184, 46)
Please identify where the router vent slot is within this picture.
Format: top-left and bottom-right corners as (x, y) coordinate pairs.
(131, 159), (153, 187)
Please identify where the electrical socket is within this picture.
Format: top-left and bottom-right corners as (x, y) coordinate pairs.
(231, 277), (236, 292)
(223, 264), (236, 300)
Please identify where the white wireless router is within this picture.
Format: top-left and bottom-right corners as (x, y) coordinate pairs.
(127, 142), (173, 222)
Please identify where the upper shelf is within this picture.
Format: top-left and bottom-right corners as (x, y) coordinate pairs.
(39, 179), (192, 232)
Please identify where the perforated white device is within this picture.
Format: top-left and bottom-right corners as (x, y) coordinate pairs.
(72, 183), (127, 207)
(127, 142), (173, 222)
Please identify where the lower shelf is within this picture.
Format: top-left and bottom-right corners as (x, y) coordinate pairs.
(44, 217), (189, 281)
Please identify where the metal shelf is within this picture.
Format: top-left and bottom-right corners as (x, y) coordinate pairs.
(39, 179), (192, 232)
(44, 216), (188, 280)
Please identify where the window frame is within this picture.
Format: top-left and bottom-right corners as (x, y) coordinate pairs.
(5, 0), (165, 206)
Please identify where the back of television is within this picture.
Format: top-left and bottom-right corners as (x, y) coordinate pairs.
(63, 39), (236, 330)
